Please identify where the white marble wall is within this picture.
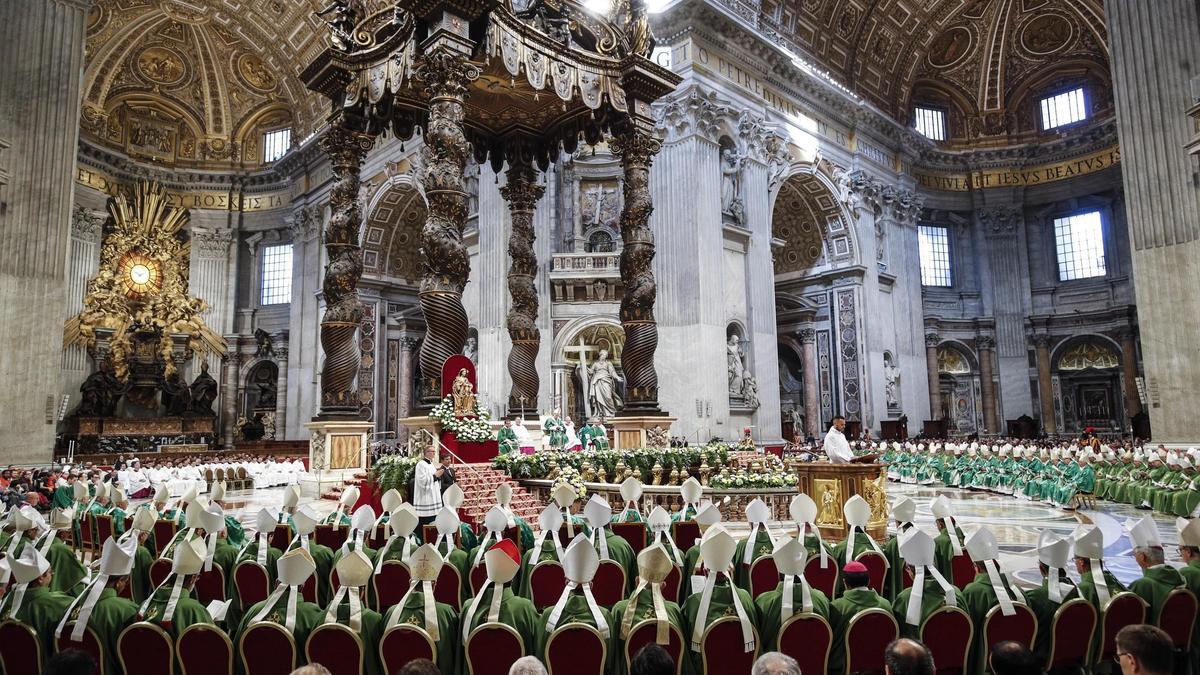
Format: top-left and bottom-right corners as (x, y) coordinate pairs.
(285, 205), (325, 439)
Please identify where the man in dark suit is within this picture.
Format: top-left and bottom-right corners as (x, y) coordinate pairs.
(439, 453), (457, 493)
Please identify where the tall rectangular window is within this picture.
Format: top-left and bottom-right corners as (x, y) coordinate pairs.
(1040, 88), (1087, 130)
(914, 107), (947, 141)
(918, 225), (952, 287)
(260, 244), (293, 304)
(1054, 211), (1106, 280)
(263, 128), (292, 163)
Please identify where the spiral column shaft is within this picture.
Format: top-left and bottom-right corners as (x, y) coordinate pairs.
(500, 161), (545, 411)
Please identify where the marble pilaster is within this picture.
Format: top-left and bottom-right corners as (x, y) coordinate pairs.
(925, 333), (942, 421)
(977, 335), (998, 433)
(1033, 334), (1056, 434)
(799, 328), (819, 439)
(1117, 329), (1141, 418)
(274, 344), (289, 439)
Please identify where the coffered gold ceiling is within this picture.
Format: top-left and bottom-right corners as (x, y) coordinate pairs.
(756, 0), (1111, 142)
(80, 0), (344, 168)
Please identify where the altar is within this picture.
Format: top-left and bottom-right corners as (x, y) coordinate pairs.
(790, 460), (890, 541)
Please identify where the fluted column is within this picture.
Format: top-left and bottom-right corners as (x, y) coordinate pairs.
(610, 128), (663, 414)
(415, 50), (477, 398)
(0, 0), (89, 460)
(316, 125), (375, 416)
(925, 333), (942, 420)
(221, 352), (241, 448)
(274, 345), (289, 439)
(1117, 329), (1141, 418)
(1033, 334), (1056, 433)
(800, 328), (820, 439)
(500, 161), (545, 410)
(398, 337), (417, 425)
(977, 336), (998, 433)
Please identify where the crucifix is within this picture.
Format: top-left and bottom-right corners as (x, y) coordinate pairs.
(563, 336), (598, 419)
(583, 184), (617, 226)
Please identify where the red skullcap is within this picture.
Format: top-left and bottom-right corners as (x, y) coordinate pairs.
(843, 561), (868, 574)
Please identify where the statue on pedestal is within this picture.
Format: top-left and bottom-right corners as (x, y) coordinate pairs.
(727, 334), (745, 395)
(160, 370), (191, 416)
(188, 361), (218, 416)
(76, 360), (125, 417)
(451, 368), (476, 416)
(588, 349), (623, 419)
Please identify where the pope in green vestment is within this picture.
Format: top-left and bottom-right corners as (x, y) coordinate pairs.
(497, 421), (520, 454)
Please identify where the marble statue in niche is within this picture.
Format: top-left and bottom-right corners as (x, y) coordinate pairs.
(587, 349), (623, 419)
(884, 351), (901, 411)
(721, 145), (747, 224)
(727, 333), (746, 395)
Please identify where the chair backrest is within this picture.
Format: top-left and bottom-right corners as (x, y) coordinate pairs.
(920, 606), (973, 674)
(671, 521), (700, 554)
(378, 624), (436, 674)
(777, 612), (832, 675)
(1044, 598), (1097, 672)
(269, 524), (292, 552)
(844, 608), (899, 675)
(662, 565), (682, 604)
(178, 624), (235, 675)
(56, 622), (106, 675)
(372, 560), (412, 610)
(204, 469), (214, 482)
(300, 573), (318, 603)
(94, 514), (114, 547)
(314, 524), (348, 550)
(368, 523), (389, 550)
(149, 558), (174, 589)
(80, 511), (95, 549)
(610, 522), (648, 553)
(1157, 588), (1198, 649)
(433, 561), (463, 609)
(545, 623), (607, 675)
(530, 560), (567, 610)
(194, 565), (226, 604)
(306, 623), (365, 675)
(625, 620), (685, 675)
(239, 622), (297, 675)
(982, 603), (1037, 660)
(469, 562), (489, 596)
(233, 561), (271, 608)
(117, 622), (174, 675)
(701, 616), (760, 675)
(1097, 592), (1147, 664)
(152, 520), (176, 556)
(748, 556), (781, 597)
(465, 622), (526, 675)
(951, 553), (976, 590)
(592, 559), (627, 606)
(0, 619), (43, 675)
(855, 551), (889, 595)
(422, 524), (439, 545)
(804, 555), (838, 598)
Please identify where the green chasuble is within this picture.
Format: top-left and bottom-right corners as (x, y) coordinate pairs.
(66, 586), (139, 675)
(381, 592), (459, 675)
(14, 535), (89, 596)
(140, 584), (214, 639)
(1024, 574), (1080, 664)
(832, 528), (882, 567)
(608, 592), (686, 675)
(732, 529), (776, 591)
(236, 593), (326, 666)
(828, 587), (893, 675)
(1129, 564), (1187, 624)
(537, 593), (614, 668)
(753, 580), (831, 652)
(680, 581), (758, 675)
(223, 516), (246, 548)
(962, 572), (1027, 675)
(212, 538), (240, 577)
(131, 543), (155, 603)
(288, 541), (336, 606)
(932, 526), (967, 583)
(2, 585), (75, 664)
(326, 601), (386, 675)
(891, 576), (967, 639)
(52, 484), (74, 509)
(461, 585), (541, 661)
(883, 525), (915, 601)
(497, 426), (519, 454)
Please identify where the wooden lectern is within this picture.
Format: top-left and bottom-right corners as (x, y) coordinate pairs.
(791, 461), (890, 542)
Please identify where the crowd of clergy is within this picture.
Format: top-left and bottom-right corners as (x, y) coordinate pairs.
(0, 464), (1197, 675)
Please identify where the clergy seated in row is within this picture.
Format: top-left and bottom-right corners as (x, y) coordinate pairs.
(383, 544), (460, 673)
(6, 505), (88, 595)
(580, 494), (637, 594)
(428, 505), (472, 605)
(961, 526), (1028, 675)
(672, 478), (703, 523)
(1025, 531), (1080, 666)
(791, 493), (838, 587)
(138, 535), (213, 637)
(732, 498), (776, 590)
(56, 536), (141, 675)
(289, 504), (338, 605)
(1071, 524), (1128, 663)
(931, 495), (969, 583)
(832, 495), (886, 576)
(1128, 514), (1188, 624)
(495, 484), (535, 550)
(538, 534), (616, 663)
(331, 503), (381, 568)
(122, 507), (157, 602)
(883, 497), (918, 600)
(323, 485), (361, 529)
(236, 548), (327, 666)
(680, 502), (731, 602)
(682, 526), (758, 675)
(462, 539), (542, 661)
(612, 478), (645, 524)
(892, 528), (966, 640)
(520, 500), (569, 601)
(646, 506), (688, 574)
(236, 508), (286, 587)
(609, 544), (686, 675)
(1178, 518), (1200, 671)
(0, 547), (75, 663)
(325, 550), (388, 675)
(828, 561), (893, 675)
(754, 536), (831, 652)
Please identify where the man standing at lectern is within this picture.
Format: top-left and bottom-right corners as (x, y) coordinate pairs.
(824, 416), (853, 464)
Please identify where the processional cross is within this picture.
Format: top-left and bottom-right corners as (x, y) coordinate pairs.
(563, 336), (598, 418)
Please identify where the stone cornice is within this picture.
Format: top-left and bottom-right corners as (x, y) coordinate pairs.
(911, 121), (1120, 173)
(76, 139), (290, 193)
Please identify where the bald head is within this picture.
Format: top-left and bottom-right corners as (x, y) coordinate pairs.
(752, 652), (801, 675)
(885, 639), (935, 675)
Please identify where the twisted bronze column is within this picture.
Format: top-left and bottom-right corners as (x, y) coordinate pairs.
(500, 161), (545, 411)
(317, 125), (375, 415)
(415, 49), (477, 398)
(610, 129), (663, 414)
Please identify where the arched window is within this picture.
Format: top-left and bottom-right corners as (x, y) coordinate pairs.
(586, 230), (615, 253)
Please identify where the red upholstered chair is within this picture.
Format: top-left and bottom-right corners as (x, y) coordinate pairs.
(178, 623), (235, 675)
(94, 514), (115, 547)
(314, 523), (349, 550)
(545, 624), (607, 675)
(465, 622), (526, 675)
(671, 521), (700, 554)
(56, 622), (106, 675)
(80, 512), (95, 558)
(379, 624), (436, 674)
(610, 522), (648, 553)
(777, 612), (832, 675)
(373, 561), (411, 610)
(422, 524), (439, 545)
(903, 565), (915, 590)
(300, 573), (319, 603)
(117, 622), (174, 675)
(367, 524), (388, 550)
(269, 524), (292, 552)
(233, 561), (271, 608)
(306, 623), (365, 675)
(1157, 588), (1198, 651)
(1095, 592), (1147, 666)
(502, 525), (523, 551)
(662, 565), (683, 604)
(150, 558), (174, 589)
(593, 560), (627, 606)
(951, 554), (976, 590)
(625, 620), (685, 675)
(433, 562), (463, 609)
(530, 560), (568, 610)
(748, 557), (781, 597)
(804, 556), (838, 598)
(469, 562), (489, 595)
(855, 551), (888, 595)
(0, 619), (43, 675)
(152, 519), (176, 557)
(983, 603), (1037, 665)
(1043, 598), (1097, 672)
(920, 606), (973, 674)
(239, 621), (297, 675)
(701, 616), (760, 674)
(194, 565), (227, 604)
(843, 608), (899, 675)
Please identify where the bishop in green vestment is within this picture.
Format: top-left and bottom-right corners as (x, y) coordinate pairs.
(753, 536), (832, 652)
(680, 527), (759, 675)
(138, 537), (214, 639)
(325, 550), (388, 675)
(537, 536), (618, 670)
(462, 539), (541, 669)
(57, 536), (142, 675)
(1, 547), (75, 664)
(1024, 535), (1080, 667)
(828, 562), (893, 675)
(891, 528), (966, 640)
(1129, 515), (1187, 624)
(236, 548), (327, 667)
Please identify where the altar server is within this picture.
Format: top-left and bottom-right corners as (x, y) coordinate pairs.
(681, 526), (756, 675)
(755, 536), (831, 652)
(56, 536), (140, 675)
(383, 543), (459, 672)
(326, 550), (386, 675)
(610, 544), (686, 675)
(1128, 514), (1186, 623)
(892, 528), (963, 638)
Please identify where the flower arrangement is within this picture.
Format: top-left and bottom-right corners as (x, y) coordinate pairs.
(429, 395), (492, 443)
(491, 443), (733, 482)
(552, 465), (587, 501)
(370, 454), (420, 498)
(710, 469), (798, 489)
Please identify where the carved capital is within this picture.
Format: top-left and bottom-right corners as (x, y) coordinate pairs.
(880, 186), (925, 225)
(834, 168), (884, 218)
(400, 337), (420, 351)
(193, 228), (234, 258)
(979, 206), (1022, 238)
(287, 204), (322, 240)
(1032, 333), (1052, 348)
(925, 332), (942, 348)
(609, 129), (662, 169)
(976, 335), (996, 350)
(414, 48), (481, 100)
(655, 86), (734, 144)
(798, 328), (816, 344)
(71, 206), (104, 243)
(498, 165), (545, 212)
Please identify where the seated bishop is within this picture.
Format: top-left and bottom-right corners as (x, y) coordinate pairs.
(754, 535), (832, 652)
(208, 482), (245, 547)
(582, 494), (636, 593)
(829, 560), (896, 674)
(289, 504), (336, 605)
(333, 504), (379, 564)
(119, 507), (158, 603)
(734, 498), (778, 590)
(521, 503), (567, 599)
(199, 500), (240, 578)
(680, 502), (725, 603)
(382, 543), (460, 674)
(56, 536), (140, 675)
(374, 503), (420, 566)
(441, 484), (479, 551)
(883, 497), (918, 601)
(495, 484), (535, 550)
(8, 506), (88, 595)
(236, 508), (285, 586)
(961, 525), (1026, 675)
(462, 539), (541, 663)
(538, 535), (613, 667)
(673, 477), (703, 523)
(2, 546), (75, 663)
(790, 494), (836, 575)
(430, 506), (471, 605)
(1126, 515), (1183, 624)
(609, 544), (686, 675)
(612, 478), (645, 523)
(236, 547), (327, 664)
(138, 536), (213, 638)
(891, 528), (964, 639)
(832, 495), (887, 570)
(646, 506), (687, 572)
(931, 495), (968, 582)
(466, 506), (512, 580)
(1072, 524), (1125, 665)
(1026, 531), (1080, 664)
(324, 485), (359, 528)
(324, 550), (386, 675)
(681, 525), (758, 675)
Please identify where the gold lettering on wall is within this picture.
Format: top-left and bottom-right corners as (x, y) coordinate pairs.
(76, 167), (290, 212)
(915, 146), (1122, 192)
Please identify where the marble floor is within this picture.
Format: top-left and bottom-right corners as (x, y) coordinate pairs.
(160, 480), (1185, 591)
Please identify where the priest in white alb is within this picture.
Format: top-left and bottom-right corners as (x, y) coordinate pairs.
(412, 444), (446, 526)
(823, 416), (853, 464)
